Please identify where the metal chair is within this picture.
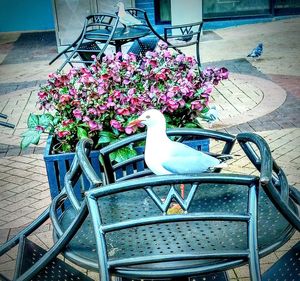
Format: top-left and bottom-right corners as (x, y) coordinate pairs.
(0, 113), (15, 128)
(0, 137), (105, 280)
(85, 171), (289, 281)
(236, 132), (300, 280)
(99, 128), (236, 184)
(49, 13), (119, 71)
(124, 8), (170, 59)
(163, 21), (203, 67)
(237, 132), (300, 231)
(0, 141), (95, 280)
(261, 240), (300, 281)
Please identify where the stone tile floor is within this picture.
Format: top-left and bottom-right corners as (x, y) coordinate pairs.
(0, 16), (299, 280)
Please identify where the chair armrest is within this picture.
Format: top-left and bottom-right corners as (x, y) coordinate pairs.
(76, 138), (102, 187)
(236, 132), (273, 185)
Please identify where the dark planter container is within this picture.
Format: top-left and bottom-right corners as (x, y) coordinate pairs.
(44, 136), (102, 200)
(44, 135), (210, 200)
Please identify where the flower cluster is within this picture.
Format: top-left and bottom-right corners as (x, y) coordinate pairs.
(21, 40), (228, 153)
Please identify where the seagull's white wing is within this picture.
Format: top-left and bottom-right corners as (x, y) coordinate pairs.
(161, 141), (220, 174)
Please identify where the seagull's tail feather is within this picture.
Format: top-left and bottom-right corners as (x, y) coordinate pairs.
(206, 152), (233, 162)
(216, 154), (233, 162)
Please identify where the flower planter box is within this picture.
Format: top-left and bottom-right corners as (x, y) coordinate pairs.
(44, 136), (103, 200)
(44, 135), (210, 200)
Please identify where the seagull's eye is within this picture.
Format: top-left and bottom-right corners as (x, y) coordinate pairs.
(146, 115), (150, 119)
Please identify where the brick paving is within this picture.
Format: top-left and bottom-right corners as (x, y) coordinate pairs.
(0, 17), (299, 280)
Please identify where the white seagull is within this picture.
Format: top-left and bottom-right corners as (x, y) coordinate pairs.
(129, 109), (225, 176)
(116, 2), (143, 27)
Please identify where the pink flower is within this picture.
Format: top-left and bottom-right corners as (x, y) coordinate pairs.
(88, 108), (98, 115)
(163, 50), (172, 58)
(73, 109), (83, 119)
(116, 108), (131, 116)
(62, 119), (73, 126)
(125, 125), (138, 134)
(57, 130), (70, 138)
(191, 100), (203, 111)
(38, 91), (48, 99)
(110, 120), (123, 131)
(83, 116), (90, 122)
(35, 125), (45, 132)
(59, 94), (71, 103)
(88, 120), (102, 131)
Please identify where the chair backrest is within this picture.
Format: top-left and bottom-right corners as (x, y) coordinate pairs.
(125, 8), (178, 59)
(85, 173), (261, 281)
(125, 8), (165, 42)
(164, 21), (203, 66)
(237, 132), (300, 231)
(99, 128), (236, 184)
(57, 13), (119, 71)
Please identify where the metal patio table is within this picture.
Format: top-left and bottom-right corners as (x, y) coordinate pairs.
(85, 25), (151, 52)
(55, 173), (296, 273)
(53, 132), (298, 280)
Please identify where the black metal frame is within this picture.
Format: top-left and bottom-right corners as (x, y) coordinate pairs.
(0, 139), (101, 281)
(49, 13), (119, 71)
(0, 113), (15, 128)
(237, 132), (300, 231)
(125, 8), (186, 59)
(99, 128), (236, 184)
(163, 21), (203, 67)
(85, 173), (262, 281)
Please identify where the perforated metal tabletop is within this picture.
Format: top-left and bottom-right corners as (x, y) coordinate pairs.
(56, 181), (295, 273)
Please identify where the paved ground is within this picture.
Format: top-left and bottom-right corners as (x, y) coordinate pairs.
(0, 16), (299, 280)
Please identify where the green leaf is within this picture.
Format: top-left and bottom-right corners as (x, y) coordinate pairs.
(61, 143), (71, 152)
(27, 113), (39, 129)
(45, 113), (54, 121)
(59, 87), (69, 94)
(21, 130), (42, 149)
(200, 107), (209, 114)
(113, 147), (137, 163)
(39, 114), (51, 128)
(97, 131), (117, 145)
(184, 122), (198, 128)
(77, 127), (88, 139)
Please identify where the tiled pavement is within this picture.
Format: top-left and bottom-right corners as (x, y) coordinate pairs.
(0, 17), (299, 280)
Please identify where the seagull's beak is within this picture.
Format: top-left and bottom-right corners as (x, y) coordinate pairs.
(128, 118), (144, 127)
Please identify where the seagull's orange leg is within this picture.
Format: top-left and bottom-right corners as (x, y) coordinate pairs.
(180, 184), (185, 198)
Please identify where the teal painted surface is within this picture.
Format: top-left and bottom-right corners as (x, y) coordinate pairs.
(0, 0), (54, 32)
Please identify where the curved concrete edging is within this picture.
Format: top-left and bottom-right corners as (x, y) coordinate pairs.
(214, 73), (287, 129)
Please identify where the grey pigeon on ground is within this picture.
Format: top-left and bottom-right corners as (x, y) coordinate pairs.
(117, 2), (143, 27)
(247, 43), (263, 59)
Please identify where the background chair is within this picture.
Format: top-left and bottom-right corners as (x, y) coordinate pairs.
(163, 21), (203, 67)
(125, 9), (202, 67)
(124, 8), (169, 59)
(49, 13), (119, 71)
